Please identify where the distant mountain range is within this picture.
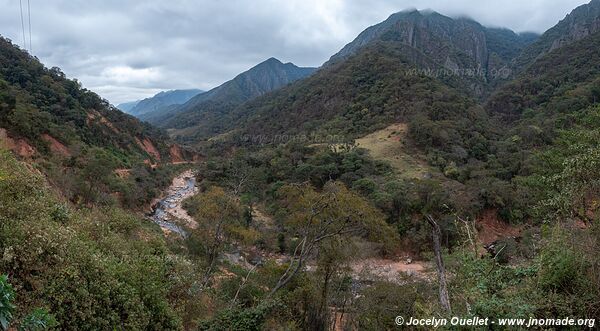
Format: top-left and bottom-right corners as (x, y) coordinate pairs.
(117, 89), (203, 117)
(116, 100), (140, 113)
(139, 58), (316, 134)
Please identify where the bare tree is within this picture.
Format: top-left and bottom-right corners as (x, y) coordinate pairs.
(426, 214), (451, 313)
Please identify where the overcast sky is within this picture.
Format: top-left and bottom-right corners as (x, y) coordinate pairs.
(0, 0), (590, 104)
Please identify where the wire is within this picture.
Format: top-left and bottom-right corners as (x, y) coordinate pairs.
(27, 0), (32, 53)
(19, 0), (26, 50)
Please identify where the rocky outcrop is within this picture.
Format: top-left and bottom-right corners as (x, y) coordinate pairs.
(324, 9), (535, 93)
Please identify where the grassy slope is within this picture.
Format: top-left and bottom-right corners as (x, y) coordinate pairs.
(355, 123), (433, 179)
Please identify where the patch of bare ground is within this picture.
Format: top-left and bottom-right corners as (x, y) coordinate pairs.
(476, 209), (523, 246)
(0, 128), (35, 157)
(349, 257), (433, 283)
(135, 137), (161, 161)
(114, 168), (131, 178)
(87, 110), (121, 134)
(169, 144), (185, 163)
(41, 134), (70, 157)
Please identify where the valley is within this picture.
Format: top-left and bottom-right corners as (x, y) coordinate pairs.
(1, 1), (600, 330)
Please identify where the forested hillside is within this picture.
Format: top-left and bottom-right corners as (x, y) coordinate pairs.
(164, 2), (600, 329)
(2, 1), (600, 330)
(0, 36), (193, 208)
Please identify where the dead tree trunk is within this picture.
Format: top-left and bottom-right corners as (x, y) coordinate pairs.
(426, 215), (451, 313)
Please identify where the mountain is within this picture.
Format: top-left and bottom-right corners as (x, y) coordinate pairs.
(514, 0), (600, 69)
(142, 58), (316, 131)
(324, 9), (537, 93)
(116, 100), (140, 112)
(4, 2), (600, 330)
(488, 0), (600, 118)
(200, 42), (484, 143)
(151, 10), (539, 144)
(126, 89), (203, 117)
(172, 10), (536, 144)
(0, 35), (194, 207)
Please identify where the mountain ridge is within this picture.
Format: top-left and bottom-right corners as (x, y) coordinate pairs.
(142, 57), (316, 130)
(324, 8), (538, 90)
(125, 89), (203, 117)
(514, 0), (600, 69)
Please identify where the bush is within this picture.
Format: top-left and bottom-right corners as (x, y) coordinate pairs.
(0, 275), (15, 331)
(18, 308), (57, 331)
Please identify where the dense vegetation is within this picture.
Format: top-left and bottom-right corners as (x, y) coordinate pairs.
(0, 151), (185, 329)
(3, 1), (600, 330)
(172, 2), (600, 329)
(0, 36), (190, 208)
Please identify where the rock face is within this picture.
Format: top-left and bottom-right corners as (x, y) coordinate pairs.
(515, 0), (600, 68)
(325, 9), (535, 84)
(143, 58), (316, 128)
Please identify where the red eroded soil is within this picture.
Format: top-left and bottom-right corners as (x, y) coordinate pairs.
(0, 128), (35, 157)
(41, 134), (70, 157)
(476, 209), (522, 245)
(135, 137), (161, 161)
(169, 144), (185, 163)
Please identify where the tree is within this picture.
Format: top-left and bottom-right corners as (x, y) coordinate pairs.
(187, 187), (243, 286)
(426, 215), (451, 313)
(269, 181), (394, 295)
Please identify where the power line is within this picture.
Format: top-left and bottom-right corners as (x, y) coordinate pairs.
(27, 0), (32, 53)
(19, 0), (26, 50)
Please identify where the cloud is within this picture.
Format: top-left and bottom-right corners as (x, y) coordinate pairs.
(0, 0), (590, 104)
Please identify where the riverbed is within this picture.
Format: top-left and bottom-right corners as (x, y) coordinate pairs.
(149, 169), (198, 237)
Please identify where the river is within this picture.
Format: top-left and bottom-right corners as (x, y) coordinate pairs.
(149, 169), (198, 237)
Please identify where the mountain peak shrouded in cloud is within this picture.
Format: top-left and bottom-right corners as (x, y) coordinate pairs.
(0, 0), (590, 104)
(514, 0), (600, 67)
(323, 7), (538, 82)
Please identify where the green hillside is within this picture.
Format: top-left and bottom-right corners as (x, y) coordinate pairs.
(0, 36), (190, 208)
(2, 1), (600, 330)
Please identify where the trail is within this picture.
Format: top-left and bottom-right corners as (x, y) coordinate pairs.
(149, 169), (198, 236)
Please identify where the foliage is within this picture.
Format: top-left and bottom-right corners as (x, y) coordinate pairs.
(0, 36), (180, 209)
(353, 282), (427, 331)
(197, 300), (282, 331)
(0, 151), (185, 329)
(18, 308), (57, 331)
(0, 275), (15, 331)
